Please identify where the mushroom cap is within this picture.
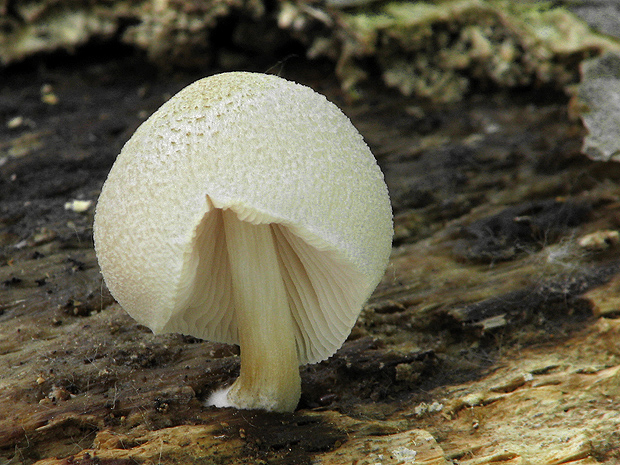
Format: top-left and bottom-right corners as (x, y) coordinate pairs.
(93, 72), (392, 364)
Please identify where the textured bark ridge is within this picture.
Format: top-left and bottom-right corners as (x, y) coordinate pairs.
(1, 0), (618, 101)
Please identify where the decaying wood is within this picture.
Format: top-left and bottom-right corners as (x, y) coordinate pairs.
(2, 3), (620, 464)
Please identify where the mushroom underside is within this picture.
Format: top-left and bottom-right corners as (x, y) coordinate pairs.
(162, 201), (368, 366)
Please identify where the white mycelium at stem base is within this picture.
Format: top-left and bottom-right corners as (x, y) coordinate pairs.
(221, 209), (301, 412)
(93, 71), (393, 413)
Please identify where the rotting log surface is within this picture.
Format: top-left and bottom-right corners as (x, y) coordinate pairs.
(1, 52), (620, 464)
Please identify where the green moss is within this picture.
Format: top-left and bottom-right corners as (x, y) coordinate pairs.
(328, 0), (619, 100)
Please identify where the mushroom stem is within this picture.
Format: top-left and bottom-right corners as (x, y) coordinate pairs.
(221, 209), (301, 412)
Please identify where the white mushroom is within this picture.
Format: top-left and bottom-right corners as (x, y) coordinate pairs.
(93, 72), (393, 412)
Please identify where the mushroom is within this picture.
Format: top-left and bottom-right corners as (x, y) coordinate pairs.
(93, 72), (393, 412)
